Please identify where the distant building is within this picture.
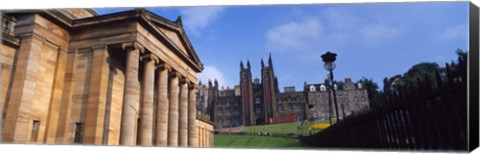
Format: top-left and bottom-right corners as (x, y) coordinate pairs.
(304, 78), (369, 120)
(197, 54), (370, 128)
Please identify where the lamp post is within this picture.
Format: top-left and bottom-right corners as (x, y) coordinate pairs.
(321, 51), (340, 122)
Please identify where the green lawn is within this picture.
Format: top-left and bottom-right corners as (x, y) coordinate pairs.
(214, 134), (302, 148)
(213, 120), (335, 148)
(242, 120), (334, 136)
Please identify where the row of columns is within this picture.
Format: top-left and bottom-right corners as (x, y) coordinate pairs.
(119, 42), (197, 147)
(197, 127), (212, 147)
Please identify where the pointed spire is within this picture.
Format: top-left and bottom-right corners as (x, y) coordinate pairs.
(261, 58), (265, 68)
(268, 52), (273, 66)
(214, 79), (218, 88)
(247, 60), (251, 69)
(175, 15), (183, 27)
(240, 61), (244, 70)
(208, 79), (212, 87)
(199, 80), (203, 85)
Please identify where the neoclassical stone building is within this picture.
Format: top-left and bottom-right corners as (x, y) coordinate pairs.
(1, 8), (213, 147)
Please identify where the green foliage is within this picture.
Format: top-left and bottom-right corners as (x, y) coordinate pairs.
(358, 77), (380, 103)
(382, 48), (467, 95)
(402, 62), (443, 89)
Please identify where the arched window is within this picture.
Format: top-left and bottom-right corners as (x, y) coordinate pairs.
(309, 85), (316, 92)
(357, 83), (363, 89)
(320, 85), (327, 91)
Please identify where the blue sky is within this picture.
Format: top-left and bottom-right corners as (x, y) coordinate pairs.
(95, 2), (469, 92)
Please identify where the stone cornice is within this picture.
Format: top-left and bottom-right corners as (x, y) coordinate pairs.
(1, 31), (20, 47)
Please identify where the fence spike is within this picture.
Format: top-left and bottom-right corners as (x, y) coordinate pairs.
(416, 77), (423, 94)
(435, 68), (443, 91)
(423, 73), (431, 93)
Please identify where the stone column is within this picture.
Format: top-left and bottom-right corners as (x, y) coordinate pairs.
(2, 34), (43, 143)
(120, 42), (143, 145)
(188, 83), (197, 147)
(83, 45), (110, 144)
(178, 79), (188, 146)
(139, 54), (157, 146)
(43, 47), (67, 144)
(198, 127), (203, 147)
(167, 72), (179, 146)
(155, 63), (170, 146)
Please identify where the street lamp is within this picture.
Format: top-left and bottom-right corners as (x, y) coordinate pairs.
(321, 51), (340, 122)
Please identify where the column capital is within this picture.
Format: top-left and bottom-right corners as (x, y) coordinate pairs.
(188, 83), (197, 90)
(140, 53), (160, 63)
(179, 76), (188, 84)
(91, 45), (108, 51)
(169, 71), (181, 78)
(122, 42), (144, 53)
(156, 63), (171, 71)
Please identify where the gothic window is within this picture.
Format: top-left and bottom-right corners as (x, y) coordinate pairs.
(355, 103), (360, 110)
(279, 106), (284, 113)
(30, 120), (40, 142)
(255, 98), (261, 104)
(309, 85), (316, 92)
(288, 105), (293, 112)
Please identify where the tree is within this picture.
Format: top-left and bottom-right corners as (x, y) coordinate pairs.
(358, 77), (380, 105)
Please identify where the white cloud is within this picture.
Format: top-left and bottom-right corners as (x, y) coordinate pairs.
(180, 6), (225, 36)
(197, 65), (232, 88)
(360, 23), (405, 41)
(266, 17), (322, 52)
(440, 24), (468, 42)
(264, 8), (406, 60)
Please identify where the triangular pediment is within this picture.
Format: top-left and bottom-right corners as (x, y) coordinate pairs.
(140, 10), (203, 72)
(156, 26), (189, 57)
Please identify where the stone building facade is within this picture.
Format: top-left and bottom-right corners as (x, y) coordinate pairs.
(1, 9), (213, 147)
(198, 54), (370, 128)
(304, 78), (369, 120)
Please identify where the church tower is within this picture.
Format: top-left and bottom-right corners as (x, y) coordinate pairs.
(240, 61), (255, 126)
(207, 79), (219, 122)
(261, 53), (279, 123)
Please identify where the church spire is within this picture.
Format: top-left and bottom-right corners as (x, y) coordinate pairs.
(268, 52), (273, 66)
(247, 60), (251, 69)
(261, 58), (265, 68)
(240, 61), (244, 70)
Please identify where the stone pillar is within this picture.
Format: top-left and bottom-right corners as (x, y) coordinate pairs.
(43, 47), (67, 144)
(188, 84), (197, 147)
(2, 34), (43, 143)
(204, 129), (207, 147)
(139, 54), (157, 146)
(198, 127), (203, 147)
(83, 45), (110, 144)
(178, 79), (188, 146)
(155, 64), (169, 146)
(167, 72), (179, 146)
(120, 42), (143, 145)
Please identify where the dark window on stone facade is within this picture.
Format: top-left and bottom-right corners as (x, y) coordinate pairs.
(74, 122), (83, 144)
(30, 120), (40, 142)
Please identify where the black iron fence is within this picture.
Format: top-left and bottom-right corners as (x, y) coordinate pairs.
(300, 55), (467, 151)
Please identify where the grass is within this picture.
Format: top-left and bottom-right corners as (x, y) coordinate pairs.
(213, 120), (335, 148)
(242, 120), (334, 136)
(214, 134), (302, 148)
